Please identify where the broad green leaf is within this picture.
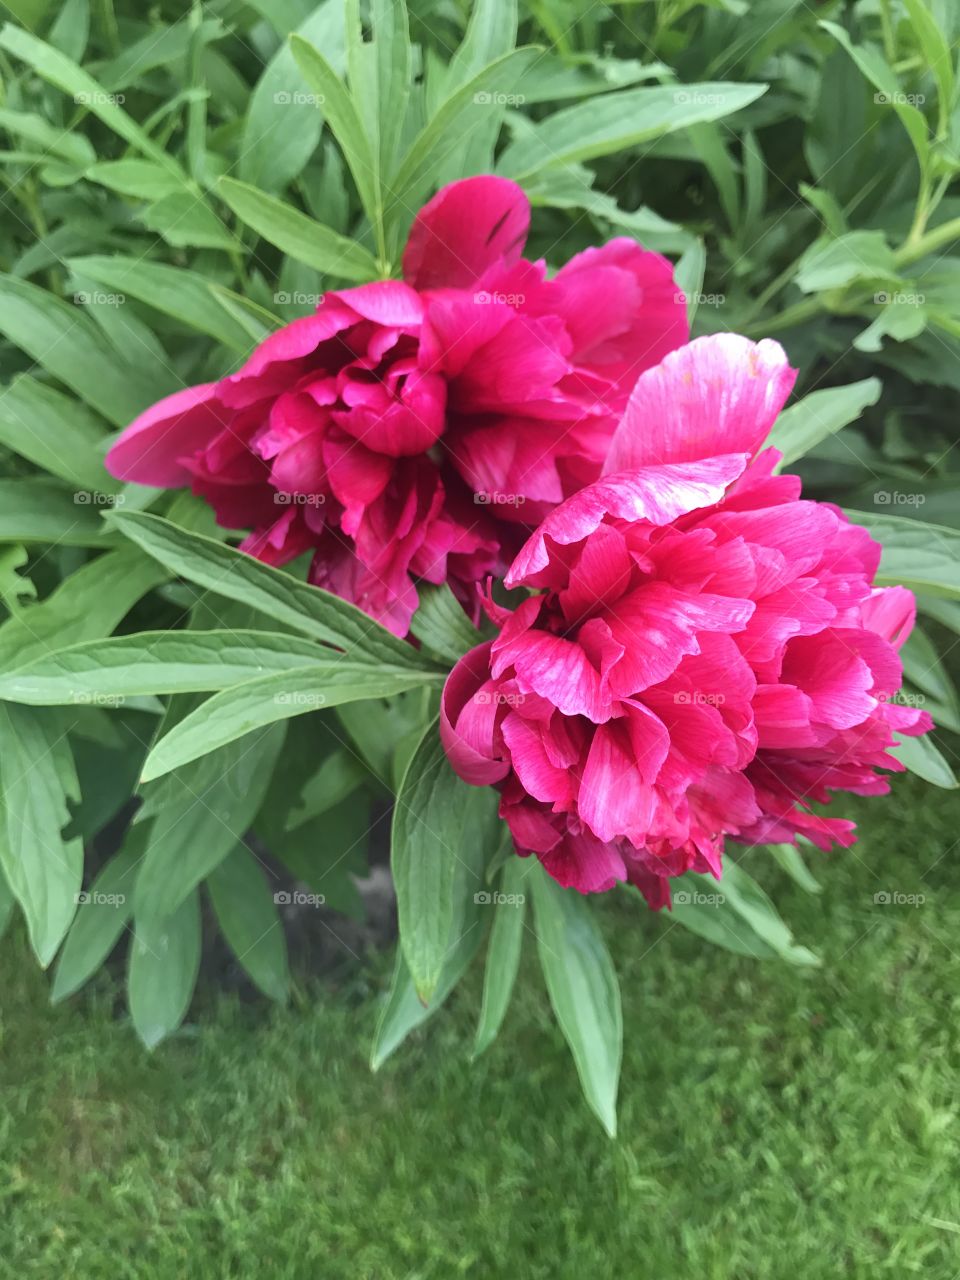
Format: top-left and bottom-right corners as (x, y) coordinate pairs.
(137, 192), (238, 252)
(0, 24), (185, 176)
(110, 511), (440, 671)
(207, 845), (289, 1002)
(0, 547), (168, 670)
(218, 178), (379, 281)
(0, 479), (112, 546)
(694, 860), (819, 966)
(820, 21), (929, 167)
(142, 664), (436, 780)
(889, 732), (957, 788)
(530, 862), (622, 1137)
(0, 274), (148, 426)
(50, 827), (146, 1003)
(499, 81), (767, 179)
(769, 843), (822, 895)
(473, 855), (526, 1057)
(0, 704), (82, 966)
(128, 889), (202, 1049)
(69, 255), (255, 352)
(371, 814), (491, 1070)
(669, 882), (777, 958)
(0, 106), (94, 166)
(291, 34), (381, 241)
(409, 583), (482, 663)
(0, 375), (116, 493)
(240, 1), (346, 193)
(795, 231), (897, 293)
(855, 302), (928, 353)
(392, 722), (500, 1002)
(846, 511), (960, 600)
(85, 159), (185, 199)
(903, 0), (954, 133)
(0, 629), (340, 704)
(388, 47), (537, 217)
(134, 724), (287, 933)
(766, 377), (882, 468)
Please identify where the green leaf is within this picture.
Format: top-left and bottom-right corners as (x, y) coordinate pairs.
(0, 704), (83, 966)
(820, 21), (929, 168)
(391, 722), (500, 1002)
(889, 732), (957, 788)
(207, 845), (289, 1002)
(141, 664), (435, 781)
(769, 843), (822, 895)
(134, 724), (286, 933)
(0, 479), (112, 546)
(240, 0), (346, 193)
(388, 47), (537, 216)
(902, 0), (954, 133)
(0, 24), (185, 177)
(50, 827), (146, 1003)
(531, 863), (621, 1137)
(845, 511), (960, 600)
(0, 274), (148, 426)
(498, 81), (767, 179)
(69, 255), (256, 352)
(291, 34), (381, 241)
(0, 630), (341, 704)
(795, 231), (897, 293)
(473, 855), (526, 1057)
(668, 881), (777, 958)
(85, 159), (185, 199)
(0, 546), (168, 671)
(0, 374), (117, 492)
(766, 377), (882, 468)
(693, 860), (819, 966)
(0, 105), (94, 166)
(138, 192), (238, 252)
(218, 178), (379, 281)
(409, 583), (482, 663)
(128, 889), (202, 1049)
(110, 512), (439, 671)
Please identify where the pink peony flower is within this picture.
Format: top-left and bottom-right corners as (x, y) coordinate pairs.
(106, 176), (687, 635)
(440, 334), (933, 907)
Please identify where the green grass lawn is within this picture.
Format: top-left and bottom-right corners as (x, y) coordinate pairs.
(2, 771), (959, 1279)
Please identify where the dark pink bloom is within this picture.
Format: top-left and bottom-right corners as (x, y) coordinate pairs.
(106, 176), (687, 635)
(440, 334), (932, 906)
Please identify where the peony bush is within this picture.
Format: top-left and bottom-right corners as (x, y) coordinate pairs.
(0, 0), (958, 1134)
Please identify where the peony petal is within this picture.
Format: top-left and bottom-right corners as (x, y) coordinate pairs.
(402, 176), (531, 290)
(604, 333), (797, 472)
(106, 383), (227, 487)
